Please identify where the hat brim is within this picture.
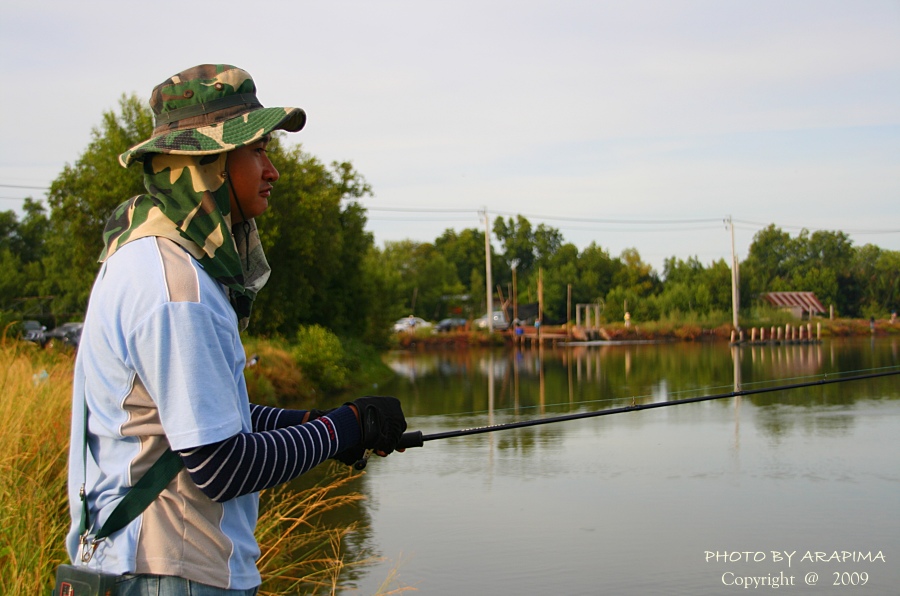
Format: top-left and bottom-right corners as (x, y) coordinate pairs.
(119, 106), (306, 167)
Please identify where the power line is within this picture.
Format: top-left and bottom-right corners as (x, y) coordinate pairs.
(0, 183), (50, 190)
(366, 206), (899, 236)
(367, 216), (477, 223)
(368, 204), (726, 226)
(496, 210), (723, 226)
(732, 220), (900, 235)
(366, 206), (476, 214)
(547, 223), (725, 234)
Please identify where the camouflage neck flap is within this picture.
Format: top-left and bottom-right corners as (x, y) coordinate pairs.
(100, 152), (271, 330)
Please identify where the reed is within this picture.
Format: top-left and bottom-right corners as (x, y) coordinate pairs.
(255, 467), (369, 595)
(0, 338), (399, 594)
(0, 339), (72, 595)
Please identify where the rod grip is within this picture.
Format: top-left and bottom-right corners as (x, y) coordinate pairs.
(398, 430), (424, 449)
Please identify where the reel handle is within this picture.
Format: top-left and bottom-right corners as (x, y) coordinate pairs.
(353, 431), (425, 470)
(398, 430), (424, 449)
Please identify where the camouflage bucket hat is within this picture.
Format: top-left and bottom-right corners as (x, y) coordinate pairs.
(119, 64), (306, 167)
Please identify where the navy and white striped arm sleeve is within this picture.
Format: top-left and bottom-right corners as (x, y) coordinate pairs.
(179, 406), (361, 502)
(249, 403), (307, 431)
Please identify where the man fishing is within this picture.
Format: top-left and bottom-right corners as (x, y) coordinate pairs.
(64, 64), (407, 594)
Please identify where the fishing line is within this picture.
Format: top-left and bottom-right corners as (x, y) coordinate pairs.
(372, 368), (900, 462)
(407, 365), (900, 423)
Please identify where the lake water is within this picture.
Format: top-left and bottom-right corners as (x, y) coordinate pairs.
(325, 337), (900, 595)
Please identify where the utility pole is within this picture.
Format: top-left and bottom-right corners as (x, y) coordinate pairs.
(728, 216), (740, 332)
(483, 208), (493, 332)
(510, 259), (519, 324)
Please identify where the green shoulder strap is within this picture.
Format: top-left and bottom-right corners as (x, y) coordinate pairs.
(79, 394), (185, 543)
(94, 449), (184, 541)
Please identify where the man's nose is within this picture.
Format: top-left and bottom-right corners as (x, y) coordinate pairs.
(264, 157), (279, 182)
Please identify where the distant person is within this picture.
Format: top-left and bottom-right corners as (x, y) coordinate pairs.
(624, 311), (631, 328)
(65, 64), (407, 595)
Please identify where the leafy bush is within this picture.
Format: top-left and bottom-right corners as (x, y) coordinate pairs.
(293, 325), (350, 394)
(242, 336), (312, 404)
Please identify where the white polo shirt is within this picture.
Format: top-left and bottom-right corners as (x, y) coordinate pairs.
(67, 236), (261, 589)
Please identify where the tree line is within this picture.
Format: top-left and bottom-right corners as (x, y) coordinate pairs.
(2, 96), (898, 345)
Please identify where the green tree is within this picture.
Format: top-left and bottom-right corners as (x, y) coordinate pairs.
(574, 243), (621, 307)
(533, 223), (564, 266)
(359, 244), (406, 346)
(538, 243), (579, 321)
(613, 247), (658, 297)
(659, 256), (733, 317)
(493, 215), (535, 278)
(374, 240), (464, 321)
(852, 245), (900, 316)
(42, 94), (150, 316)
(252, 140), (375, 338)
(14, 198), (51, 265)
(800, 230), (858, 315)
(434, 227), (486, 307)
(0, 199), (51, 315)
(742, 224), (794, 300)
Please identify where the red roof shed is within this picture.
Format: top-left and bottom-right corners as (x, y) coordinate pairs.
(762, 292), (826, 317)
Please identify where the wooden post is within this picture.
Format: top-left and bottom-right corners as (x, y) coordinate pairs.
(537, 268), (543, 344)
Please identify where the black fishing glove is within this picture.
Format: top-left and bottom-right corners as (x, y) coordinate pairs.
(350, 395), (408, 455)
(333, 443), (366, 467)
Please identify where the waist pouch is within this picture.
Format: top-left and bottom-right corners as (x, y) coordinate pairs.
(52, 564), (118, 595)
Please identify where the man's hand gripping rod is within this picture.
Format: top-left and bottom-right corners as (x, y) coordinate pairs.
(353, 431), (425, 470)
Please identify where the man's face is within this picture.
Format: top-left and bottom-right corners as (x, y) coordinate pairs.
(226, 137), (279, 222)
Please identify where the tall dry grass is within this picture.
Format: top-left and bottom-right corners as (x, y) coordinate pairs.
(0, 339), (72, 594)
(0, 338), (401, 595)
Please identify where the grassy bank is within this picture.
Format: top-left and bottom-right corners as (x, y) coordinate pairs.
(0, 334), (394, 595)
(391, 315), (900, 349)
(243, 328), (396, 407)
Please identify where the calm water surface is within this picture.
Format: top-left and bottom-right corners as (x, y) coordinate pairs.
(325, 338), (900, 595)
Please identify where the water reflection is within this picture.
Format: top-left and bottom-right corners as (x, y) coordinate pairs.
(386, 339), (900, 428)
(333, 338), (900, 595)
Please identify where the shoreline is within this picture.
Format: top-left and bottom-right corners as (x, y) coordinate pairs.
(392, 317), (899, 349)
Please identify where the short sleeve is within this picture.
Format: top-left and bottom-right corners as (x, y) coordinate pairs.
(127, 300), (247, 450)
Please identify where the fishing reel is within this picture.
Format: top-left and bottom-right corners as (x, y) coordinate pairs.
(353, 431), (424, 470)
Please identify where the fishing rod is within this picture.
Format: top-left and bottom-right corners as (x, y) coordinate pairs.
(355, 368), (900, 469)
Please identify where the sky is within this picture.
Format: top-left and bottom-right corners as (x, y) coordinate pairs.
(2, 0), (898, 274)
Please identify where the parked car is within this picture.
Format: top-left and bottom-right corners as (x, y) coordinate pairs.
(436, 317), (468, 332)
(392, 316), (433, 333)
(474, 311), (510, 330)
(22, 320), (47, 347)
(45, 322), (84, 348)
